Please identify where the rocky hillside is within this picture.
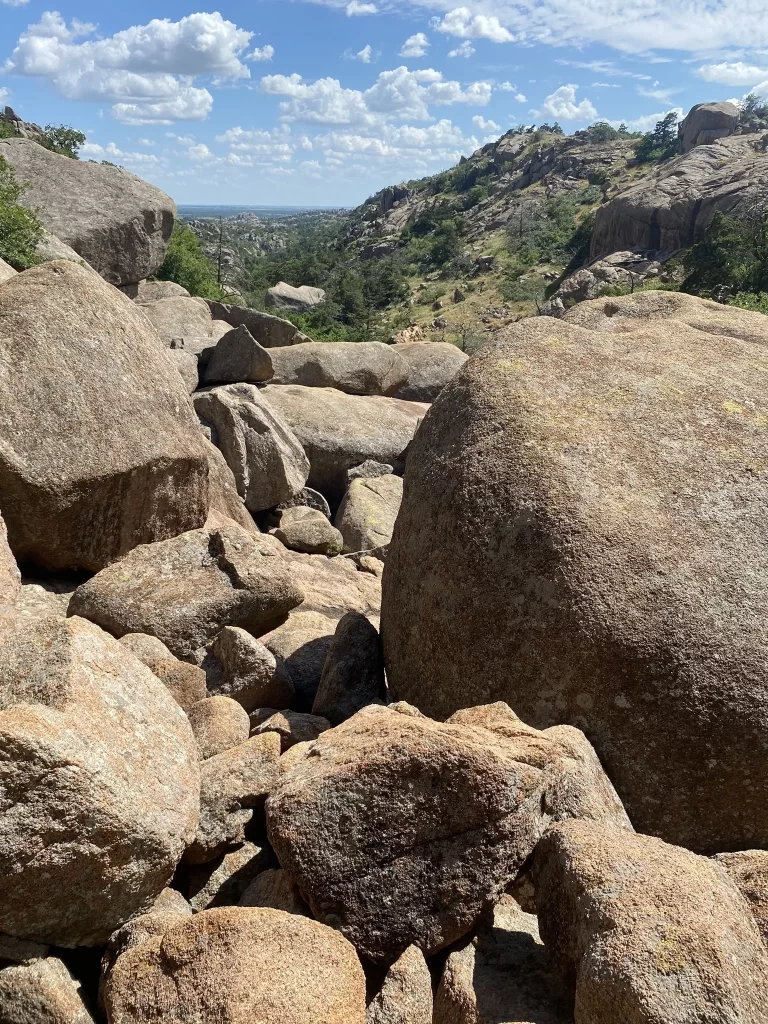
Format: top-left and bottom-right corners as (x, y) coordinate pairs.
(2, 102), (768, 1024)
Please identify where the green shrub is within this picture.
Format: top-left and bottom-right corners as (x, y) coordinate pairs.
(0, 156), (44, 269)
(0, 121), (19, 141)
(682, 211), (768, 297)
(635, 112), (679, 163)
(500, 276), (546, 302)
(156, 220), (224, 300)
(730, 291), (768, 314)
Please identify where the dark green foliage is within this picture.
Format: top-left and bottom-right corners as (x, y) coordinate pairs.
(0, 121), (19, 140)
(506, 197), (594, 268)
(0, 155), (44, 269)
(635, 112), (679, 163)
(741, 94), (768, 122)
(41, 124), (87, 159)
(156, 220), (224, 300)
(682, 211), (768, 297)
(500, 276), (546, 303)
(588, 122), (622, 143)
(730, 291), (768, 313)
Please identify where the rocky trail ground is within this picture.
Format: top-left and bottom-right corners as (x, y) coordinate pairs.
(1, 101), (768, 1023)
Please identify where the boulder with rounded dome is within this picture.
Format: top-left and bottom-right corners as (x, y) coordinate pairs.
(269, 342), (408, 396)
(266, 281), (327, 313)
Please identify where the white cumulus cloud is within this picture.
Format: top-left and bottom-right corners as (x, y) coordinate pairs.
(400, 33), (430, 58)
(249, 45), (275, 63)
(697, 61), (768, 85)
(5, 11), (255, 123)
(261, 66), (491, 125)
(346, 1), (377, 14)
(473, 115), (500, 131)
(433, 7), (514, 44)
(448, 41), (476, 58)
(537, 84), (597, 122)
(357, 45), (373, 63)
(0, 0), (29, 6)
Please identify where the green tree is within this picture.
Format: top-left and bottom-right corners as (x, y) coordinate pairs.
(682, 211), (768, 297)
(635, 111), (679, 163)
(156, 220), (223, 299)
(0, 155), (44, 269)
(42, 124), (87, 159)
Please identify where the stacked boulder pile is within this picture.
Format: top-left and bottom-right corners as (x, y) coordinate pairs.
(2, 145), (768, 1024)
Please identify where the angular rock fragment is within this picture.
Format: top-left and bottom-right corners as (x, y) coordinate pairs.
(195, 384), (310, 512)
(367, 945), (432, 1024)
(118, 633), (208, 710)
(312, 612), (386, 726)
(202, 325), (274, 385)
(391, 342), (469, 403)
(238, 868), (309, 916)
(714, 850), (768, 947)
(203, 438), (259, 536)
(250, 709), (331, 750)
(335, 475), (403, 553)
(69, 524), (304, 660)
(186, 842), (268, 911)
(186, 734), (281, 864)
(207, 300), (311, 348)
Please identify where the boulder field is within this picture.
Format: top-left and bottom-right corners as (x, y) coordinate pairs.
(2, 146), (768, 1023)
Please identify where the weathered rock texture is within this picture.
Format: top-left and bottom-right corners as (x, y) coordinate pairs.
(137, 295), (213, 346)
(187, 733), (280, 863)
(261, 385), (428, 500)
(312, 611), (386, 725)
(0, 616), (200, 946)
(0, 511), (20, 615)
(679, 101), (739, 152)
(267, 702), (629, 961)
(203, 437), (259, 535)
(103, 907), (366, 1024)
(187, 696), (250, 760)
(202, 325), (274, 385)
(534, 821), (768, 1024)
(591, 135), (768, 257)
(0, 257), (16, 284)
(335, 475), (403, 552)
(69, 524), (304, 660)
(383, 310), (768, 851)
(202, 625), (295, 712)
(186, 841), (267, 911)
(0, 261), (209, 571)
(207, 300), (311, 348)
(274, 505), (344, 555)
(391, 342), (469, 402)
(266, 281), (327, 312)
(195, 385), (310, 513)
(367, 945), (432, 1024)
(714, 850), (768, 947)
(433, 896), (573, 1024)
(1, 138), (174, 286)
(0, 957), (95, 1023)
(269, 342), (408, 396)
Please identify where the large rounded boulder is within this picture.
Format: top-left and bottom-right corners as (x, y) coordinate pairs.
(0, 261), (209, 571)
(383, 307), (768, 852)
(0, 616), (200, 947)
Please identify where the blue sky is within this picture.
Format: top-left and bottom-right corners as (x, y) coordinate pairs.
(1, 1), (766, 206)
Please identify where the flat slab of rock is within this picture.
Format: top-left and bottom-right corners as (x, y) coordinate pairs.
(266, 281), (327, 312)
(195, 384), (310, 513)
(136, 280), (190, 302)
(250, 709), (331, 750)
(0, 617), (200, 946)
(335, 475), (403, 553)
(391, 342), (468, 402)
(0, 257), (16, 284)
(186, 841), (268, 911)
(69, 524), (304, 660)
(270, 342), (408, 396)
(137, 294), (214, 345)
(383, 310), (768, 851)
(261, 385), (428, 501)
(368, 945), (432, 1024)
(208, 300), (311, 348)
(1, 138), (174, 287)
(0, 261), (209, 571)
(203, 437), (259, 536)
(103, 907), (366, 1024)
(534, 821), (768, 1023)
(267, 702), (629, 961)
